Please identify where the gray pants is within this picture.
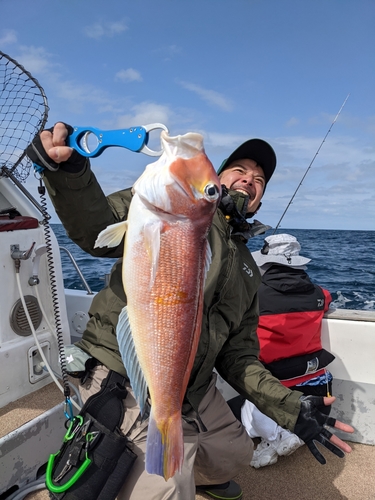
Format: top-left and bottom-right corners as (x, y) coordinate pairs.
(80, 366), (253, 500)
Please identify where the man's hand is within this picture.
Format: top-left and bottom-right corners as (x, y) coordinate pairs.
(40, 122), (74, 165)
(294, 395), (354, 464)
(26, 122), (86, 173)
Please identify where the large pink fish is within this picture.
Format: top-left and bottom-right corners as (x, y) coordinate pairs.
(95, 131), (221, 480)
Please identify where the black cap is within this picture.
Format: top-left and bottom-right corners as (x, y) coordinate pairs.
(217, 138), (277, 185)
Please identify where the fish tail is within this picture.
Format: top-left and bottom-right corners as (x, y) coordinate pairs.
(145, 409), (184, 481)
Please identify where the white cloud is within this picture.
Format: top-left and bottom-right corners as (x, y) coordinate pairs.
(334, 111), (375, 137)
(193, 127), (375, 230)
(0, 29), (17, 46)
(178, 80), (233, 112)
(204, 131), (252, 149)
(164, 44), (181, 56)
(275, 134), (375, 167)
(83, 20), (128, 40)
(115, 68), (143, 83)
(45, 78), (135, 119)
(55, 80), (115, 109)
(152, 44), (182, 60)
(5, 46), (130, 116)
(259, 133), (375, 230)
(285, 117), (300, 127)
(13, 45), (54, 75)
(115, 102), (173, 128)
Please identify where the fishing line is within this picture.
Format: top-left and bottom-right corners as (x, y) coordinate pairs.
(273, 94), (350, 233)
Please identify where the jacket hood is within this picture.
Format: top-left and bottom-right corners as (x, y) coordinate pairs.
(261, 264), (316, 294)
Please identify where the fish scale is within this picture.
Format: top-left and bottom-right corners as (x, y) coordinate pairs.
(128, 227), (201, 397)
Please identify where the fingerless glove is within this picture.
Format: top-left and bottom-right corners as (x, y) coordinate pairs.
(26, 124), (87, 173)
(294, 395), (344, 464)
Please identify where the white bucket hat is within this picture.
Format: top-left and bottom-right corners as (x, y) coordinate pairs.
(252, 233), (311, 268)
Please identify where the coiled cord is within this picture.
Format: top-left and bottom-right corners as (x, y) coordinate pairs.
(38, 178), (70, 399)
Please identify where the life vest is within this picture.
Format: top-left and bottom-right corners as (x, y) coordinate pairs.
(256, 265), (333, 387)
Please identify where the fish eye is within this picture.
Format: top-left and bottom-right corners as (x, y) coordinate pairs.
(204, 183), (220, 201)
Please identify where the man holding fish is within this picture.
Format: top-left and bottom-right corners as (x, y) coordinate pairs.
(28, 123), (353, 500)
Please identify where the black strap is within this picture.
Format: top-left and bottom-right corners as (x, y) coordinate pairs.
(80, 370), (128, 432)
(263, 349), (335, 380)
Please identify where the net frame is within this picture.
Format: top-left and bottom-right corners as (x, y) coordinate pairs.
(0, 51), (49, 182)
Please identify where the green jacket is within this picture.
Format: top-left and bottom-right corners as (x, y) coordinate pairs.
(43, 163), (302, 431)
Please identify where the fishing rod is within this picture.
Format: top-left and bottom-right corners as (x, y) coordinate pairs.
(273, 94), (350, 234)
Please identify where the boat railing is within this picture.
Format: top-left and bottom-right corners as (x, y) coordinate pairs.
(325, 307), (375, 322)
(59, 246), (94, 295)
(58, 245), (374, 320)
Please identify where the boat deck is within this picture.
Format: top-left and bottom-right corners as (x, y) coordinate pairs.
(21, 440), (375, 500)
(2, 384), (373, 500)
(0, 384), (63, 440)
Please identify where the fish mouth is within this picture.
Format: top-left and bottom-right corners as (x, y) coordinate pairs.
(173, 177), (193, 199)
(138, 193), (168, 213)
(138, 192), (187, 220)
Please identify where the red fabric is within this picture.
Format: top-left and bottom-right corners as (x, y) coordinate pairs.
(258, 309), (326, 364)
(0, 215), (39, 231)
(258, 288), (331, 384)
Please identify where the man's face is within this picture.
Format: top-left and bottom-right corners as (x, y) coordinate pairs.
(219, 158), (266, 214)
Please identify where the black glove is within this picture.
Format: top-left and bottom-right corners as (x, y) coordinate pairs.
(26, 123), (86, 173)
(294, 395), (344, 465)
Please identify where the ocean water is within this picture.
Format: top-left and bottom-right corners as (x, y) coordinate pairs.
(51, 224), (375, 311)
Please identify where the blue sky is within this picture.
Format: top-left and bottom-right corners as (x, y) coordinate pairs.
(1, 0), (374, 230)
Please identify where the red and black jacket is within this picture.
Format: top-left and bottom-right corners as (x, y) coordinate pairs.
(256, 264), (334, 387)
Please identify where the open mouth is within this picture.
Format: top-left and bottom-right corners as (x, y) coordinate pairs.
(234, 188), (252, 199)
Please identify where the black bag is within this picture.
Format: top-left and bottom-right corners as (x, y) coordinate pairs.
(46, 370), (137, 500)
(263, 348), (335, 381)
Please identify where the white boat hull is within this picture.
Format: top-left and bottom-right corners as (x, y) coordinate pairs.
(216, 308), (375, 446)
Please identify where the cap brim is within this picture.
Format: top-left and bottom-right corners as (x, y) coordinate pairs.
(217, 138), (276, 184)
(252, 250), (311, 268)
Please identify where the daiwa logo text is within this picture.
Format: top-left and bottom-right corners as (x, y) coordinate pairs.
(243, 263), (253, 277)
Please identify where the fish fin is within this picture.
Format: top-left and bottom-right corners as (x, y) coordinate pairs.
(116, 306), (148, 413)
(94, 220), (127, 248)
(145, 408), (183, 481)
(143, 220), (163, 285)
(204, 241), (212, 280)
